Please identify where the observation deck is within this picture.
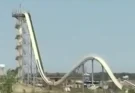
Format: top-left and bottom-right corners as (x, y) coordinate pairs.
(12, 11), (25, 19)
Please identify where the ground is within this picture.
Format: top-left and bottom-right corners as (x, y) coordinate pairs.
(12, 83), (125, 93)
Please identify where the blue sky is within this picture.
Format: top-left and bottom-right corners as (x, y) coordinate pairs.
(0, 0), (135, 73)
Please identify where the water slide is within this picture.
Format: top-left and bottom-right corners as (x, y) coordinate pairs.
(12, 11), (123, 90)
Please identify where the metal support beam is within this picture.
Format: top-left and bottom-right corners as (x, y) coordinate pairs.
(91, 59), (94, 85)
(102, 65), (104, 86)
(30, 40), (33, 84)
(82, 64), (85, 93)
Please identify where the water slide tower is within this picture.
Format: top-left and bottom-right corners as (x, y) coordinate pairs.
(13, 10), (38, 84)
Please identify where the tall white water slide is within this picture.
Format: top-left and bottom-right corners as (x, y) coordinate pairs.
(12, 11), (123, 90)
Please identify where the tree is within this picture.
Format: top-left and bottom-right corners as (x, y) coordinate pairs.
(0, 67), (19, 93)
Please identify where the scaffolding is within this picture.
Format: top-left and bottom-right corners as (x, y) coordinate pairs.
(13, 10), (38, 85)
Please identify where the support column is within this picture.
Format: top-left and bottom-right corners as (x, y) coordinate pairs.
(82, 64), (85, 93)
(102, 65), (104, 86)
(91, 59), (94, 85)
(29, 39), (33, 85)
